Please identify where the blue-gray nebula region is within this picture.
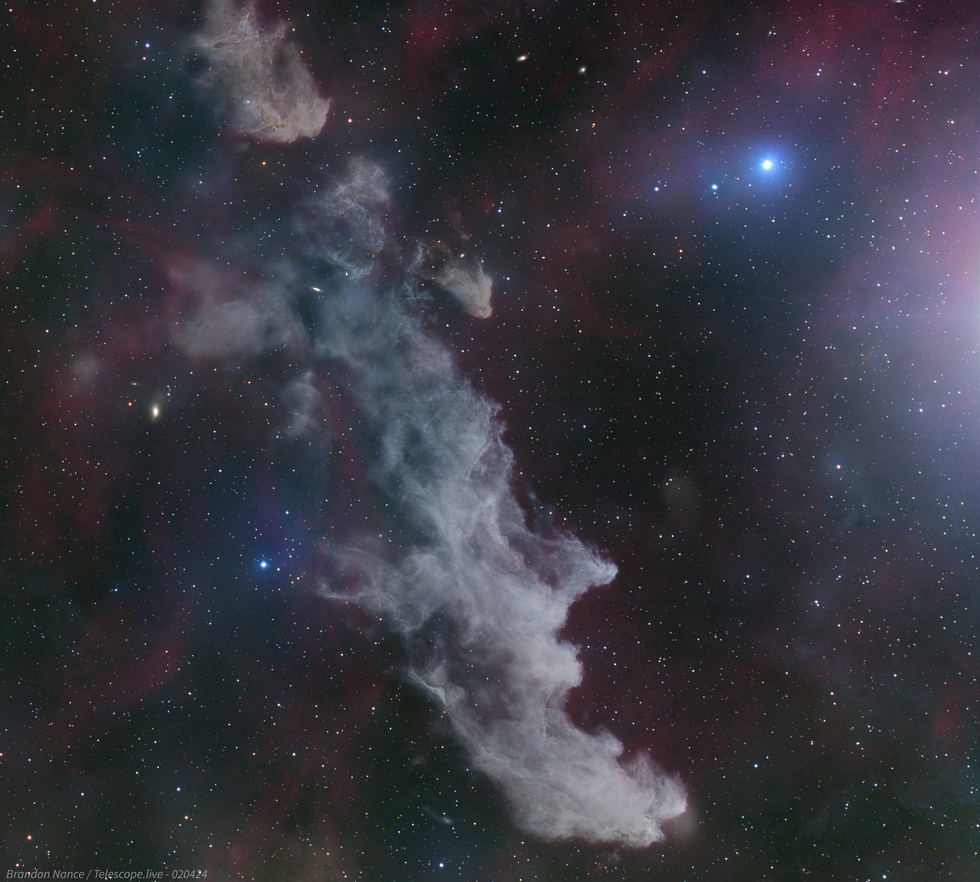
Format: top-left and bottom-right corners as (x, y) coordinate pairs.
(6, 0), (980, 879)
(179, 161), (685, 845)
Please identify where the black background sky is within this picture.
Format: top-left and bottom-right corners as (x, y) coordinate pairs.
(3, 1), (980, 880)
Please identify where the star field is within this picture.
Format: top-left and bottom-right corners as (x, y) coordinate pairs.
(3, 1), (980, 880)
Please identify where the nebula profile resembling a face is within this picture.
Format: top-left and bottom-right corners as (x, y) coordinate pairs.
(176, 1), (685, 846)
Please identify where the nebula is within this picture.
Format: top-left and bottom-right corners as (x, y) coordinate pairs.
(192, 0), (330, 143)
(174, 151), (685, 844)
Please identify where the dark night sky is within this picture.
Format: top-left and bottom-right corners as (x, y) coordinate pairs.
(3, 1), (980, 880)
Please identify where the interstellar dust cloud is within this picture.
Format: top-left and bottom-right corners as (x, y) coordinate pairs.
(183, 0), (685, 846)
(193, 0), (330, 143)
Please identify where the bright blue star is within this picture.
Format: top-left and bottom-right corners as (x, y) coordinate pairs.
(259, 560), (268, 569)
(761, 159), (774, 171)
